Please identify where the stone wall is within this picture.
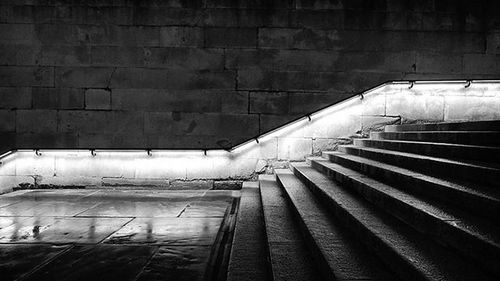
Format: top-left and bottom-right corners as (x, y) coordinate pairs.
(1, 81), (499, 192)
(1, 0), (500, 150)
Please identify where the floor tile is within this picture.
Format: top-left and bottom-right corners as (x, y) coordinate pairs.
(104, 217), (223, 245)
(136, 245), (212, 281)
(24, 245), (156, 281)
(0, 244), (70, 281)
(76, 201), (187, 218)
(0, 201), (99, 217)
(0, 217), (132, 244)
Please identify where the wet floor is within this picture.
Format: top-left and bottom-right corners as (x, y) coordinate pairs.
(0, 189), (240, 281)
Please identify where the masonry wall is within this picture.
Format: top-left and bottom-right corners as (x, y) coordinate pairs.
(1, 0), (500, 150)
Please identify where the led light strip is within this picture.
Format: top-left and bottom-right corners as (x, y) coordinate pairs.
(1, 79), (499, 160)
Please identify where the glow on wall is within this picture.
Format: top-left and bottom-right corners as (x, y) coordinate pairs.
(0, 80), (499, 191)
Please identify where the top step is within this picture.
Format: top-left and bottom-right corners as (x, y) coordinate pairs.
(385, 120), (500, 132)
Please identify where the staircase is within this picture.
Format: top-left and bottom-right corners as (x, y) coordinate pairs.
(259, 120), (500, 281)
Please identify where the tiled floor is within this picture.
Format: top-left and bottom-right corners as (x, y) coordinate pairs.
(0, 189), (239, 281)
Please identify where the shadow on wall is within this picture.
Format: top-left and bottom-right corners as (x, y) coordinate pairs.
(0, 80), (499, 192)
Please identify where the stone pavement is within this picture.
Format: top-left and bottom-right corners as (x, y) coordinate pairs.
(0, 189), (239, 281)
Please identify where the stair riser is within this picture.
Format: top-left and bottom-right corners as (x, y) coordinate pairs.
(337, 146), (500, 186)
(290, 165), (431, 281)
(354, 139), (500, 164)
(324, 153), (500, 220)
(274, 175), (338, 281)
(385, 121), (500, 132)
(310, 160), (500, 275)
(372, 132), (500, 146)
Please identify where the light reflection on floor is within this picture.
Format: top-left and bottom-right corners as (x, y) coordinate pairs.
(0, 189), (239, 281)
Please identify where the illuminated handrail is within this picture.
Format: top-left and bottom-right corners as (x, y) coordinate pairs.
(1, 79), (499, 160)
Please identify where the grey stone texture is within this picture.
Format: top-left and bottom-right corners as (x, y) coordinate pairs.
(0, 0), (499, 149)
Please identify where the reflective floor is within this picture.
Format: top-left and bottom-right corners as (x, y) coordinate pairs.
(0, 189), (239, 281)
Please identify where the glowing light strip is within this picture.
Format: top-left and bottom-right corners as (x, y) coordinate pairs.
(5, 80), (500, 157)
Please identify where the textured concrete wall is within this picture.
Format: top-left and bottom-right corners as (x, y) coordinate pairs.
(1, 0), (500, 150)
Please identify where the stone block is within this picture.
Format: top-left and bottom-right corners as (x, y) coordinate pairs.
(463, 54), (500, 75)
(0, 23), (35, 44)
(0, 44), (37, 65)
(277, 137), (312, 160)
(15, 132), (78, 150)
(204, 8), (289, 27)
(160, 26), (203, 47)
(444, 95), (500, 121)
(218, 114), (259, 136)
(40, 45), (90, 66)
(58, 111), (144, 134)
(205, 27), (257, 48)
(77, 133), (146, 149)
(55, 67), (114, 88)
(415, 52), (463, 74)
(144, 112), (218, 135)
(486, 32), (500, 54)
(0, 66), (54, 87)
(293, 9), (344, 29)
(386, 92), (445, 121)
(170, 180), (213, 190)
(35, 24), (84, 45)
(85, 89), (111, 110)
(214, 180), (242, 190)
(144, 47), (225, 70)
(206, 0), (293, 8)
(16, 110), (57, 133)
(289, 92), (353, 114)
(221, 91), (249, 114)
(110, 68), (235, 90)
(260, 114), (302, 133)
(112, 89), (222, 112)
(102, 177), (169, 188)
(0, 87), (32, 109)
(132, 7), (201, 26)
(33, 87), (84, 109)
(249, 91), (289, 114)
(258, 28), (340, 50)
(0, 110), (15, 132)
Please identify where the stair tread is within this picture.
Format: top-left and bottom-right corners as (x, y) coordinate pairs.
(259, 175), (320, 281)
(320, 151), (500, 201)
(275, 169), (399, 281)
(385, 120), (500, 132)
(309, 156), (500, 247)
(356, 138), (500, 150)
(291, 163), (496, 281)
(336, 145), (500, 172)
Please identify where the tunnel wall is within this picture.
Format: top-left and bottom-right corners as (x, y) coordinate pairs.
(0, 0), (500, 151)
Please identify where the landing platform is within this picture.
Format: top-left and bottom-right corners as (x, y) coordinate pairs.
(0, 189), (240, 281)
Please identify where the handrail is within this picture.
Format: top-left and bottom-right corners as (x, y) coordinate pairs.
(1, 79), (499, 160)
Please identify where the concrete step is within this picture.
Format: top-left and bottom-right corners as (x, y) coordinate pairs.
(371, 131), (500, 146)
(227, 182), (271, 281)
(274, 169), (399, 281)
(353, 138), (500, 164)
(309, 157), (500, 275)
(385, 120), (500, 132)
(290, 163), (497, 281)
(258, 175), (321, 281)
(334, 145), (500, 187)
(321, 151), (500, 219)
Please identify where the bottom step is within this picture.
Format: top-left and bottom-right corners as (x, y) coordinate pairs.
(259, 175), (319, 281)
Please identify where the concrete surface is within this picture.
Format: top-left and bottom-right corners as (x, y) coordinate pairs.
(0, 189), (239, 281)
